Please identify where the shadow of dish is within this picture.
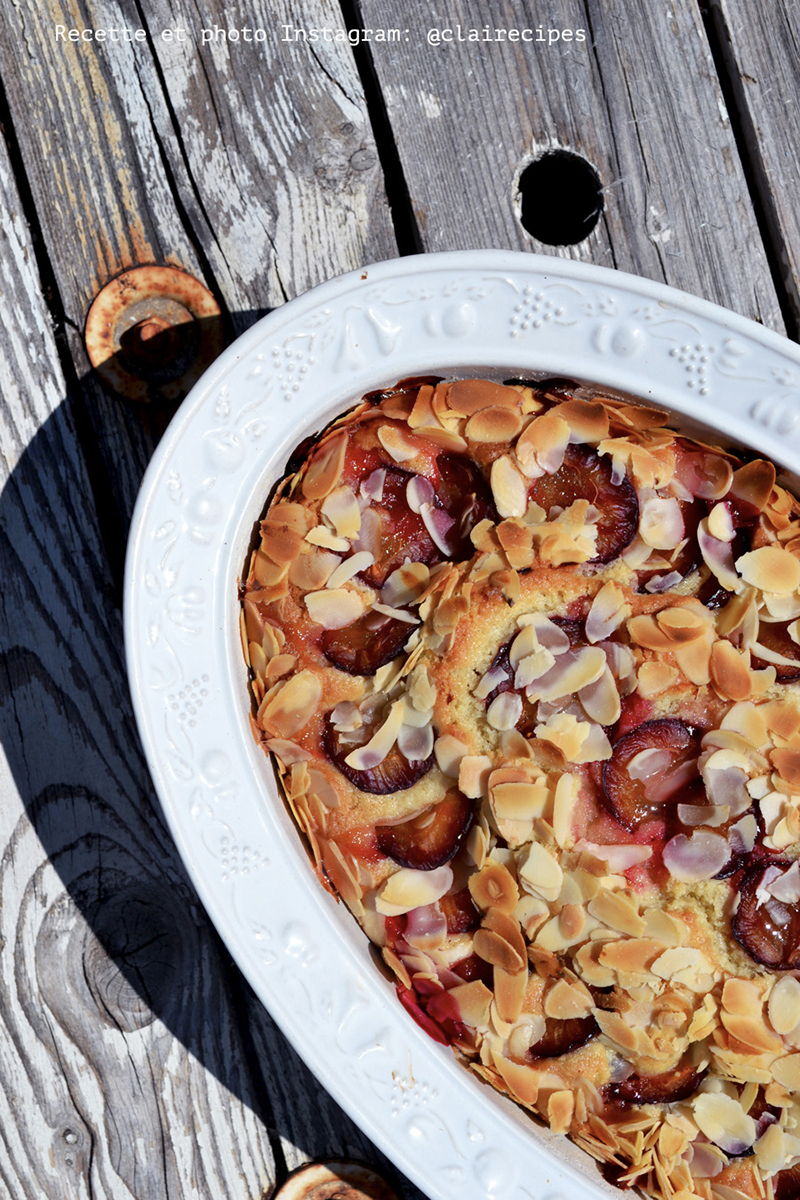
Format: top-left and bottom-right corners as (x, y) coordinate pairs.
(0, 312), (421, 1199)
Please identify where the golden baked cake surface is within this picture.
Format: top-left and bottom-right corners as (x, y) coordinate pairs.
(241, 376), (800, 1200)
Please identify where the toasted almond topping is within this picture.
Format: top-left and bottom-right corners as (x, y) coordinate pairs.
(289, 547), (342, 591)
(555, 398), (609, 443)
(518, 842), (563, 902)
(530, 645), (607, 703)
(344, 701), (405, 771)
(326, 550), (375, 589)
(773, 1053), (800, 1092)
(552, 772), (579, 849)
(639, 495), (685, 549)
(544, 978), (594, 1021)
(301, 433), (347, 500)
(769, 976), (800, 1035)
(588, 889), (645, 937)
(260, 671), (322, 738)
(321, 485), (361, 540)
(466, 405), (523, 443)
(496, 519), (534, 569)
(699, 517), (742, 592)
(305, 525), (351, 551)
(772, 747), (800, 788)
(585, 581), (631, 643)
(469, 860), (520, 914)
(656, 606), (708, 643)
(579, 666), (622, 726)
(459, 754), (493, 799)
(490, 455), (528, 519)
(737, 545), (800, 595)
(446, 378), (517, 416)
(473, 928), (526, 974)
(546, 1091), (575, 1136)
(305, 587), (365, 630)
(692, 1093), (756, 1154)
(491, 779), (549, 821)
(448, 980), (493, 1028)
(377, 422), (426, 463)
(709, 640), (752, 701)
(515, 412), (570, 478)
(730, 458), (776, 513)
(708, 501), (736, 542)
(637, 660), (679, 697)
(486, 691), (523, 731)
(434, 734), (468, 778)
(375, 864), (453, 915)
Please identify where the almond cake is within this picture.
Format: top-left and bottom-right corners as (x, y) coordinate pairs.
(240, 375), (800, 1200)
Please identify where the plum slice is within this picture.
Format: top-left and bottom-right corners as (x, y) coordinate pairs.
(637, 496), (706, 592)
(774, 1163), (800, 1199)
(376, 789), (473, 870)
(528, 1014), (598, 1059)
(602, 719), (699, 832)
(321, 609), (412, 676)
(604, 1055), (703, 1106)
(436, 452), (497, 556)
(360, 466), (438, 587)
(323, 723), (434, 796)
(732, 861), (800, 969)
(439, 887), (481, 933)
(526, 444), (639, 563)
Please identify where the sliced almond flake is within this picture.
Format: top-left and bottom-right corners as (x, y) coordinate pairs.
(265, 737), (312, 764)
(515, 614), (571, 656)
(766, 858), (800, 901)
(406, 474), (435, 514)
(446, 378), (517, 416)
(699, 518), (742, 592)
(465, 405), (523, 443)
(321, 485), (361, 540)
(751, 640), (800, 669)
(516, 649), (557, 690)
(731, 458), (776, 513)
(459, 754), (493, 799)
(398, 721), (434, 762)
(656, 606), (709, 643)
(420, 502), (456, 555)
(515, 412), (570, 478)
(413, 424), (468, 452)
(678, 803), (729, 827)
(360, 467), (386, 502)
(545, 978), (594, 1020)
(579, 666), (621, 726)
(371, 602), (418, 626)
(641, 910), (687, 947)
(266, 653), (296, 679)
(344, 700), (405, 771)
(433, 734), (468, 778)
(375, 864), (453, 915)
(490, 455), (528, 519)
(586, 582), (631, 644)
(535, 712), (589, 761)
(769, 976), (800, 1035)
(644, 570), (685, 594)
(552, 772), (579, 849)
(636, 660), (679, 697)
(574, 839), (653, 872)
(496, 519), (534, 569)
(325, 550), (374, 589)
(762, 591), (800, 621)
(448, 980), (494, 1029)
(301, 433), (348, 500)
(555, 398), (609, 444)
(518, 842), (563, 902)
(588, 889), (645, 937)
(529, 645), (607, 704)
(491, 778), (548, 821)
(708, 501), (736, 543)
(773, 1053), (800, 1092)
(469, 859), (519, 913)
(260, 671), (322, 738)
(487, 691), (523, 731)
(639, 495), (685, 549)
(289, 547), (343, 590)
(473, 665), (509, 700)
(737, 545), (800, 595)
(376, 423), (424, 463)
(382, 561), (430, 607)
(710, 639), (752, 701)
(662, 830), (729, 881)
(305, 587), (364, 630)
(692, 1093), (756, 1154)
(473, 928), (525, 974)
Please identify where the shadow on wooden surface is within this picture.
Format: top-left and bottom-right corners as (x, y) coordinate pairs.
(0, 369), (424, 1198)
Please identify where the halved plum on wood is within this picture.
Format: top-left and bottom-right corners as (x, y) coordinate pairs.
(321, 609), (412, 676)
(604, 1055), (703, 1106)
(526, 444), (639, 563)
(602, 719), (699, 832)
(732, 861), (800, 969)
(376, 789), (473, 870)
(528, 1014), (598, 1059)
(323, 723), (434, 796)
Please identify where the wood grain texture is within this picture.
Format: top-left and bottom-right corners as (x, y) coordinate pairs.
(0, 49), (418, 1200)
(707, 0), (800, 335)
(0, 0), (396, 546)
(358, 0), (783, 329)
(0, 139), (281, 1198)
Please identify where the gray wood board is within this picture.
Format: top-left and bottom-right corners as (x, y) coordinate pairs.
(0, 136), (281, 1198)
(708, 0), (800, 335)
(0, 0), (396, 543)
(358, 0), (783, 331)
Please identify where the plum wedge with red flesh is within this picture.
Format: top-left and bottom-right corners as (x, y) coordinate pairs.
(321, 609), (413, 675)
(323, 723), (434, 796)
(602, 719), (699, 832)
(751, 619), (800, 682)
(732, 861), (800, 969)
(527, 444), (639, 563)
(376, 789), (473, 870)
(359, 465), (439, 587)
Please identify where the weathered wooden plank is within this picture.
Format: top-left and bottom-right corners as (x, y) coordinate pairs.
(706, 0), (800, 336)
(0, 138), (281, 1196)
(0, 0), (396, 548)
(358, 0), (783, 330)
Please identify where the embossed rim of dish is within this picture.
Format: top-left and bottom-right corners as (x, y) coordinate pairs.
(124, 251), (800, 1200)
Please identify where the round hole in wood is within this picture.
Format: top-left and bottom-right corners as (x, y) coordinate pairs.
(517, 150), (603, 245)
